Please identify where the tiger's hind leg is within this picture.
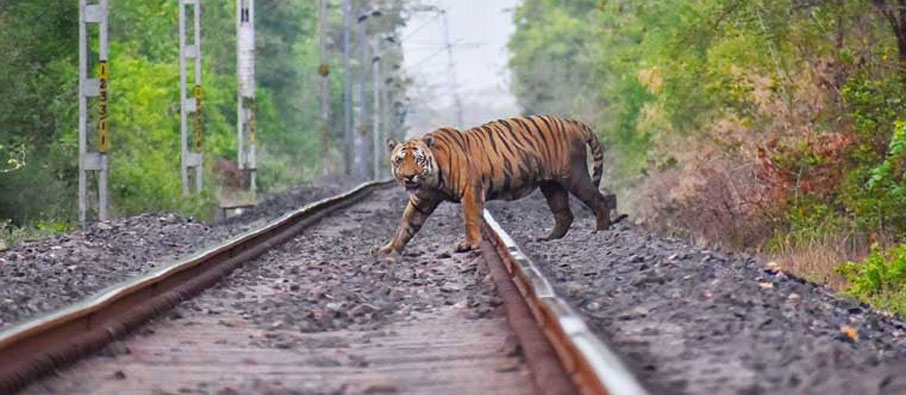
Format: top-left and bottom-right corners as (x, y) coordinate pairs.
(566, 167), (612, 231)
(537, 182), (573, 241)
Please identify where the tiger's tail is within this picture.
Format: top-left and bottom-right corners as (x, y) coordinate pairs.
(580, 121), (604, 187)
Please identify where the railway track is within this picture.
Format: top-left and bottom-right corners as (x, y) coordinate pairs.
(487, 195), (906, 394)
(0, 182), (646, 395)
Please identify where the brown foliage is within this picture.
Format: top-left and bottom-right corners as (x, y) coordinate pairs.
(757, 132), (856, 200)
(213, 157), (245, 189)
(637, 151), (773, 248)
(635, 59), (856, 249)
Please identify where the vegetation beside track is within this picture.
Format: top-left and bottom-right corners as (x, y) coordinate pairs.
(0, 0), (409, 241)
(507, 0), (906, 313)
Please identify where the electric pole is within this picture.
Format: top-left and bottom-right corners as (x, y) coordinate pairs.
(441, 10), (464, 128)
(381, 67), (392, 178)
(354, 5), (384, 180)
(180, 0), (203, 195)
(319, 0), (331, 175)
(354, 4), (370, 180)
(237, 0), (257, 195)
(342, 0), (352, 175)
(372, 44), (381, 179)
(78, 0), (110, 225)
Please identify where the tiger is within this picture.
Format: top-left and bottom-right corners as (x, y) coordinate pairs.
(372, 115), (615, 255)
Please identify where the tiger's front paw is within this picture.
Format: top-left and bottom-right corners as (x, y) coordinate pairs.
(371, 243), (397, 255)
(454, 240), (481, 253)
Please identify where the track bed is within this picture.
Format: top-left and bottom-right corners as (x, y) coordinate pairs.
(24, 188), (533, 395)
(0, 178), (358, 331)
(488, 193), (906, 395)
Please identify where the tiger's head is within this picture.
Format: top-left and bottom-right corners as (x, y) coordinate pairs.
(387, 134), (439, 192)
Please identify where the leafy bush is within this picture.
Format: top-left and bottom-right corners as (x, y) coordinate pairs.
(838, 243), (906, 315)
(0, 219), (72, 248)
(841, 75), (906, 151)
(775, 198), (844, 245)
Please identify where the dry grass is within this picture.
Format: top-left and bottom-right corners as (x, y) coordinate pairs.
(765, 229), (898, 291)
(630, 62), (869, 291)
(764, 235), (857, 291)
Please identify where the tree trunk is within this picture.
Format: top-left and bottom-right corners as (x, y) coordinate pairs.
(872, 0), (906, 71)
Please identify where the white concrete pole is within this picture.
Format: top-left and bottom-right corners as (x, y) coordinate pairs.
(78, 0), (110, 225)
(193, 0), (203, 193)
(237, 0), (256, 194)
(179, 0), (189, 195)
(180, 0), (204, 195)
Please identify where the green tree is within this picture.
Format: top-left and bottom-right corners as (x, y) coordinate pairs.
(0, 0), (412, 230)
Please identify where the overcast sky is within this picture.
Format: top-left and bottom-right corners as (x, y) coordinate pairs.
(400, 0), (519, 136)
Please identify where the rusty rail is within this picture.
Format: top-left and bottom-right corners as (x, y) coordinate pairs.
(482, 210), (650, 395)
(0, 180), (392, 394)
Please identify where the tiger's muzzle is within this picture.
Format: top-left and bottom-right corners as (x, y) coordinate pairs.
(400, 174), (422, 191)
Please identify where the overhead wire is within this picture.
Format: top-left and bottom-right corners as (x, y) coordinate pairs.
(400, 11), (443, 43)
(407, 39), (481, 69)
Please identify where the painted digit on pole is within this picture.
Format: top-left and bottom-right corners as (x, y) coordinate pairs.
(98, 60), (109, 152)
(194, 85), (203, 151)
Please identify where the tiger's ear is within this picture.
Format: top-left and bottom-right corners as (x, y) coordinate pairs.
(386, 138), (398, 152)
(423, 134), (435, 148)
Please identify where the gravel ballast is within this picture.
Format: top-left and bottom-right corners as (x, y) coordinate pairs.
(11, 172), (906, 394)
(174, 188), (500, 338)
(181, 186), (502, 335)
(0, 177), (358, 330)
(488, 192), (906, 395)
(26, 186), (528, 395)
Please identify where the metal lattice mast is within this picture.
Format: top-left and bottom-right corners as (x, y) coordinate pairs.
(342, 0), (353, 175)
(237, 0), (257, 194)
(180, 0), (203, 196)
(440, 10), (463, 128)
(319, 0), (331, 175)
(78, 0), (110, 225)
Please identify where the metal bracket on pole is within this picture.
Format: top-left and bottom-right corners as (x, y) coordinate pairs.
(78, 0), (110, 225)
(180, 0), (203, 196)
(237, 0), (257, 195)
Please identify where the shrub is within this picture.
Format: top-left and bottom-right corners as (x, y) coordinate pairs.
(0, 219), (72, 248)
(838, 243), (906, 315)
(835, 121), (906, 235)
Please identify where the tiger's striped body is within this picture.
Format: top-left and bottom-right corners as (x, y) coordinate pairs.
(373, 115), (612, 254)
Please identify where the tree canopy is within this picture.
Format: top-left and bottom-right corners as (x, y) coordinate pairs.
(0, 0), (409, 226)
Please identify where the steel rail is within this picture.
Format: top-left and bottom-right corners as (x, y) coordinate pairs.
(482, 210), (650, 395)
(0, 180), (392, 394)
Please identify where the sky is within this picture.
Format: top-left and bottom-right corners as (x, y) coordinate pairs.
(400, 0), (519, 137)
